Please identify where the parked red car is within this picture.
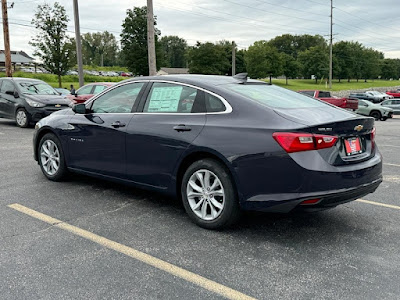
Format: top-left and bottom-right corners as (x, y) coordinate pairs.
(386, 90), (400, 98)
(67, 82), (115, 104)
(298, 90), (358, 110)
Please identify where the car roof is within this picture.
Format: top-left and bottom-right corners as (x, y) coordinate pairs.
(123, 74), (266, 88)
(2, 77), (44, 82)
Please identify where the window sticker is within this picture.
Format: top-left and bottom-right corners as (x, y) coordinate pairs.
(147, 86), (183, 112)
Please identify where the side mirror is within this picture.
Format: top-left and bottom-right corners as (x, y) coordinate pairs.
(72, 103), (88, 114)
(14, 91), (19, 98)
(5, 90), (18, 98)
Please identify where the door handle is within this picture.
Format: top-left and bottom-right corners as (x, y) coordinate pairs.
(173, 124), (191, 132)
(111, 121), (126, 128)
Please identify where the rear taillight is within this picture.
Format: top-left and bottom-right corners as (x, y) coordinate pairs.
(371, 127), (376, 150)
(273, 132), (338, 153)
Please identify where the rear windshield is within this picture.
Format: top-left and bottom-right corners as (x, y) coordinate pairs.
(225, 84), (327, 109)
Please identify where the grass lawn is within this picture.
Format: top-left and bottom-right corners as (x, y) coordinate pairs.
(2, 71), (400, 92)
(269, 78), (400, 91)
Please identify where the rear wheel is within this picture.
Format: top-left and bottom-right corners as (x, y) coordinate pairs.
(370, 110), (381, 120)
(38, 133), (68, 181)
(181, 159), (241, 229)
(15, 108), (30, 128)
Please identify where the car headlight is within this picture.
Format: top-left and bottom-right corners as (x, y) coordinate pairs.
(26, 99), (46, 107)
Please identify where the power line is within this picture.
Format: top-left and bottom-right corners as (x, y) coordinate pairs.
(222, 0), (327, 24)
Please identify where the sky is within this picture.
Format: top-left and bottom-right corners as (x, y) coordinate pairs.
(1, 0), (400, 59)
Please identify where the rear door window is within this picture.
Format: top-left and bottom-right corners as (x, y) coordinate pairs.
(77, 85), (93, 96)
(143, 82), (199, 113)
(93, 85), (107, 94)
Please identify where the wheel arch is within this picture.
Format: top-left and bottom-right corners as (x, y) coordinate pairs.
(34, 127), (59, 161)
(174, 149), (242, 204)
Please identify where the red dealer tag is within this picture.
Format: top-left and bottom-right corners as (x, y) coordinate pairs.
(344, 137), (362, 155)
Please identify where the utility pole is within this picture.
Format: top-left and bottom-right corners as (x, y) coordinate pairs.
(147, 0), (157, 76)
(1, 0), (12, 77)
(73, 0), (84, 87)
(329, 0), (333, 89)
(232, 41), (236, 76)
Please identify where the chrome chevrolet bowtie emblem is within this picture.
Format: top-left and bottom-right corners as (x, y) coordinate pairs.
(55, 104), (61, 108)
(354, 125), (363, 132)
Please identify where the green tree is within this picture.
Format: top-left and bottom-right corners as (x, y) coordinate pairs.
(120, 6), (163, 75)
(281, 53), (300, 85)
(268, 34), (327, 58)
(361, 48), (383, 82)
(333, 41), (353, 82)
(160, 35), (187, 68)
(381, 59), (400, 80)
(245, 41), (283, 80)
(298, 46), (329, 83)
(30, 2), (75, 87)
(82, 31), (119, 66)
(235, 49), (247, 74)
(187, 42), (230, 75)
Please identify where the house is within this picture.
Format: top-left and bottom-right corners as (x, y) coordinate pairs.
(0, 50), (36, 70)
(157, 67), (189, 75)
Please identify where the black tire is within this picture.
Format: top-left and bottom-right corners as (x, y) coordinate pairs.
(181, 158), (241, 229)
(38, 133), (68, 181)
(15, 108), (31, 128)
(370, 110), (381, 120)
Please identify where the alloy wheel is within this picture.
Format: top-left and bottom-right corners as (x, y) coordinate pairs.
(40, 140), (60, 176)
(186, 169), (225, 221)
(16, 110), (27, 127)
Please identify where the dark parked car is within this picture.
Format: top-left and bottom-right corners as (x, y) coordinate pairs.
(0, 78), (71, 127)
(33, 75), (383, 229)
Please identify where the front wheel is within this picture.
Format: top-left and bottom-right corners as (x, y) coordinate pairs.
(15, 108), (30, 128)
(181, 159), (241, 229)
(38, 133), (68, 181)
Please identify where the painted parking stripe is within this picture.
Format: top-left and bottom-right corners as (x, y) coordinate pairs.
(384, 163), (400, 167)
(356, 199), (400, 210)
(8, 203), (256, 300)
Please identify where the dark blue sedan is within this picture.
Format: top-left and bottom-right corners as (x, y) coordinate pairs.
(33, 74), (382, 229)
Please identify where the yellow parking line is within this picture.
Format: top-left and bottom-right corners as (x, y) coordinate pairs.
(8, 203), (256, 300)
(384, 163), (400, 168)
(356, 199), (400, 210)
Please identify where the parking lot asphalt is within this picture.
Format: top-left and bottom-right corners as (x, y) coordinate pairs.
(1, 117), (400, 300)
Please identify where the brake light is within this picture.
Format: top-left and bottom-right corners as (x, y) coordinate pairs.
(273, 132), (338, 153)
(371, 127), (376, 150)
(371, 127), (376, 142)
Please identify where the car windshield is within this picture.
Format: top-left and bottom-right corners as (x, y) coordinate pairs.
(19, 82), (58, 95)
(225, 84), (327, 109)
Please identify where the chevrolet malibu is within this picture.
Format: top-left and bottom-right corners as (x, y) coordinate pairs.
(33, 75), (383, 229)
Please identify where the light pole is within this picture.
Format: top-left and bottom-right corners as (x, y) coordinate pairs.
(73, 0), (84, 87)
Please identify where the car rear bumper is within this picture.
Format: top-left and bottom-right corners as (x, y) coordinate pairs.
(241, 177), (382, 213)
(237, 148), (382, 213)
